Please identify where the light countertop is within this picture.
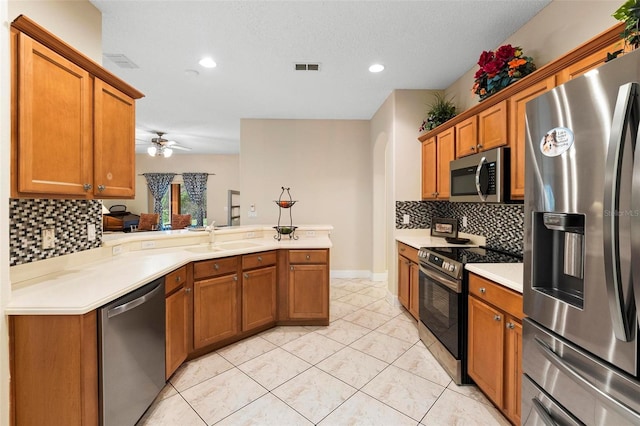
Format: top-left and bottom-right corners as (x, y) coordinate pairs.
(395, 228), (485, 249)
(7, 226), (332, 316)
(465, 263), (523, 293)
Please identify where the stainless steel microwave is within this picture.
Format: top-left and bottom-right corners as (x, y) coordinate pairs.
(449, 147), (509, 203)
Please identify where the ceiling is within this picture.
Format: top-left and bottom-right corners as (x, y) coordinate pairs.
(90, 0), (551, 155)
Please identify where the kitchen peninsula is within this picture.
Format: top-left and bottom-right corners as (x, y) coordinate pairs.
(8, 225), (332, 426)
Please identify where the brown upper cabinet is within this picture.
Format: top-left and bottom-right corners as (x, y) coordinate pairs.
(10, 16), (143, 199)
(477, 100), (508, 152)
(455, 101), (508, 159)
(422, 129), (455, 200)
(455, 116), (478, 158)
(556, 38), (626, 85)
(508, 77), (556, 200)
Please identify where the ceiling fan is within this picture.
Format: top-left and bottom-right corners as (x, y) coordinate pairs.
(142, 131), (191, 157)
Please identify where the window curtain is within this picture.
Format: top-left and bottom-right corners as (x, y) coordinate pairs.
(143, 173), (176, 216)
(182, 172), (209, 226)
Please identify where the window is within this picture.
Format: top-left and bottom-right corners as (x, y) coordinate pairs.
(158, 183), (207, 228)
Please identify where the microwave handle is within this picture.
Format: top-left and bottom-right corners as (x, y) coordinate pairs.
(475, 156), (488, 201)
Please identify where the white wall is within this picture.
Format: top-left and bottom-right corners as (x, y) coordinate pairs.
(105, 154), (240, 227)
(446, 1), (621, 111)
(240, 119), (372, 274)
(3, 2), (102, 425)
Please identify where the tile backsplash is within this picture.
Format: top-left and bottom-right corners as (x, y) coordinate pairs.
(396, 200), (524, 255)
(9, 199), (103, 266)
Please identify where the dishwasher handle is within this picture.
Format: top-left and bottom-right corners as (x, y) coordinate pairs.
(107, 281), (164, 318)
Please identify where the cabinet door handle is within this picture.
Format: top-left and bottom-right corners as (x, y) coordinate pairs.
(494, 314), (502, 321)
(175, 276), (181, 282)
(214, 263), (220, 270)
(477, 143), (483, 149)
(306, 255), (311, 260)
(471, 146), (476, 151)
(434, 192), (439, 197)
(83, 183), (92, 191)
(506, 322), (515, 329)
(290, 266), (294, 271)
(244, 273), (249, 279)
(479, 287), (486, 294)
(233, 275), (238, 281)
(399, 247), (405, 252)
(97, 185), (106, 192)
(185, 287), (191, 293)
(257, 256), (262, 262)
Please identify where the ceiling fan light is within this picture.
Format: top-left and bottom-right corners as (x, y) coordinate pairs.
(147, 146), (157, 156)
(163, 148), (173, 158)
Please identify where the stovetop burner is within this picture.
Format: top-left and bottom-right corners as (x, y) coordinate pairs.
(417, 246), (522, 280)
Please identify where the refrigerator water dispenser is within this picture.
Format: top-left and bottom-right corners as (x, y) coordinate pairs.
(531, 212), (585, 309)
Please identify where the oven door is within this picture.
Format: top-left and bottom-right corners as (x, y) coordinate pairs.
(418, 264), (463, 359)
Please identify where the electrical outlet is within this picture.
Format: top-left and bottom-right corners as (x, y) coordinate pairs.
(245, 231), (256, 238)
(42, 228), (55, 249)
(87, 223), (96, 241)
(403, 214), (410, 224)
(462, 216), (468, 227)
(305, 230), (316, 237)
(248, 211), (257, 217)
(112, 245), (122, 255)
(141, 241), (156, 249)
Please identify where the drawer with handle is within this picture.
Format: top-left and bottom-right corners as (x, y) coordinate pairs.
(289, 249), (328, 264)
(242, 250), (276, 270)
(165, 265), (187, 295)
(469, 273), (523, 320)
(194, 256), (239, 280)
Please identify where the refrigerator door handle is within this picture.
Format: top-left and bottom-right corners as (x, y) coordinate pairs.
(531, 398), (560, 426)
(475, 156), (488, 201)
(534, 337), (640, 424)
(603, 82), (638, 341)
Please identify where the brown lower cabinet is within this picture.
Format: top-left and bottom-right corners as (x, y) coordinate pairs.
(9, 248), (330, 425)
(467, 273), (523, 426)
(287, 250), (329, 322)
(10, 312), (98, 426)
(165, 266), (190, 379)
(397, 242), (419, 320)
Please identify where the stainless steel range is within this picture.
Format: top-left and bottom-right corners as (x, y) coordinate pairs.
(417, 246), (522, 385)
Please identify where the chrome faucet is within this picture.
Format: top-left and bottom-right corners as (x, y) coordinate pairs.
(205, 220), (216, 246)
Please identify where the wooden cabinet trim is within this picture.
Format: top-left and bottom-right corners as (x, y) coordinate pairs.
(397, 242), (419, 264)
(12, 15), (144, 99)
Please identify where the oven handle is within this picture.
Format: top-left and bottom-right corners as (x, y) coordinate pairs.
(475, 156), (488, 202)
(419, 265), (461, 293)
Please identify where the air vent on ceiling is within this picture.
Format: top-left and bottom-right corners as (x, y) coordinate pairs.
(104, 53), (139, 69)
(294, 63), (321, 71)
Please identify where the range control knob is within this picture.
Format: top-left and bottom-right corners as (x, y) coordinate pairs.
(442, 261), (449, 270)
(449, 264), (455, 272)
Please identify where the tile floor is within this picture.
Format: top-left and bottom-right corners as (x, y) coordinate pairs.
(138, 278), (510, 425)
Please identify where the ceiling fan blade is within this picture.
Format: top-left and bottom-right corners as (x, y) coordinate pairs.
(171, 145), (192, 151)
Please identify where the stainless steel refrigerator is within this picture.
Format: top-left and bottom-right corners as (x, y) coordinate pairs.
(523, 47), (640, 425)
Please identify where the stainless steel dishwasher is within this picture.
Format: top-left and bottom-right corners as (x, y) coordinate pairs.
(99, 278), (165, 426)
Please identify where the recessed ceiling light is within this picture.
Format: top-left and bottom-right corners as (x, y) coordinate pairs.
(199, 57), (217, 68)
(185, 69), (199, 77)
(369, 64), (385, 73)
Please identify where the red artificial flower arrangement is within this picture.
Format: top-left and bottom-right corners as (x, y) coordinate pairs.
(472, 44), (536, 100)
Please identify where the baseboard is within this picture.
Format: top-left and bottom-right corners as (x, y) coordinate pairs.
(330, 270), (389, 281)
(330, 270), (372, 279)
(386, 290), (402, 307)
